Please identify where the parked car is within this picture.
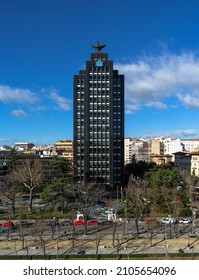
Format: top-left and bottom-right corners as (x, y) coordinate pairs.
(87, 220), (99, 225)
(16, 220), (29, 227)
(77, 249), (85, 255)
(2, 221), (14, 227)
(161, 217), (175, 224)
(73, 220), (84, 226)
(47, 220), (58, 227)
(60, 219), (72, 226)
(178, 218), (192, 224)
(178, 248), (184, 253)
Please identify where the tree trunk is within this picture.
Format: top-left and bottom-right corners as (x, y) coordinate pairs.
(83, 214), (88, 235)
(51, 226), (55, 240)
(11, 201), (16, 218)
(95, 236), (102, 259)
(112, 223), (117, 247)
(135, 217), (139, 234)
(150, 231), (153, 246)
(28, 188), (33, 210)
(21, 229), (25, 249)
(72, 221), (75, 248)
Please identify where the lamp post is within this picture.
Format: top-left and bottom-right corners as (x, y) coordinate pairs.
(164, 222), (167, 239)
(189, 185), (196, 233)
(192, 210), (196, 234)
(124, 200), (128, 239)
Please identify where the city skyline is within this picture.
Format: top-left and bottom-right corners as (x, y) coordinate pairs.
(1, 0), (199, 145)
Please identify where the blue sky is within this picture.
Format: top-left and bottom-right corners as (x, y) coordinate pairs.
(1, 0), (199, 145)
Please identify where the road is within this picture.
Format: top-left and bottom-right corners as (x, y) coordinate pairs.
(0, 219), (198, 241)
(0, 218), (199, 258)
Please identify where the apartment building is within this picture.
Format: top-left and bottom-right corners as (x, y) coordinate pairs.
(53, 140), (73, 165)
(191, 151), (199, 176)
(124, 138), (165, 164)
(173, 151), (192, 173)
(163, 138), (184, 156)
(173, 150), (199, 177)
(181, 139), (199, 152)
(124, 138), (143, 164)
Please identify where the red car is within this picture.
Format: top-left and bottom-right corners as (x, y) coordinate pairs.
(87, 220), (99, 225)
(2, 221), (14, 227)
(73, 220), (84, 226)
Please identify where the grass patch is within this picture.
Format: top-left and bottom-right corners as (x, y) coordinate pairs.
(0, 253), (199, 260)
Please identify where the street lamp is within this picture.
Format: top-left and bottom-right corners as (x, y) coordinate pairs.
(164, 222), (167, 239)
(124, 200), (128, 239)
(192, 210), (196, 234)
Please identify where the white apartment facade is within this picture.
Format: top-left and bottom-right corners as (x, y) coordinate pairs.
(124, 138), (164, 164)
(124, 138), (144, 164)
(163, 138), (184, 156)
(181, 139), (199, 152)
(125, 137), (199, 166)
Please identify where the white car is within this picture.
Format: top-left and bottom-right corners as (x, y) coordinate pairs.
(161, 217), (175, 224)
(178, 219), (192, 224)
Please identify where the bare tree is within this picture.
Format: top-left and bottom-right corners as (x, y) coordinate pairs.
(115, 234), (125, 260)
(68, 182), (108, 235)
(112, 221), (119, 247)
(181, 171), (199, 211)
(170, 197), (183, 235)
(11, 158), (43, 210)
(0, 173), (20, 218)
(95, 233), (106, 259)
(126, 177), (148, 234)
(33, 219), (47, 259)
(144, 217), (158, 246)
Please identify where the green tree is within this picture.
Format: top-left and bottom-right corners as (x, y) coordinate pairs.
(41, 175), (73, 213)
(125, 158), (156, 184)
(6, 148), (18, 173)
(50, 157), (70, 179)
(41, 157), (73, 213)
(146, 165), (184, 217)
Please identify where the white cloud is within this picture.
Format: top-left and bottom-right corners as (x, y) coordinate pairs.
(0, 85), (72, 117)
(144, 101), (168, 109)
(11, 109), (28, 118)
(125, 103), (141, 114)
(177, 92), (199, 109)
(0, 137), (18, 145)
(142, 129), (198, 139)
(0, 85), (38, 104)
(50, 91), (71, 111)
(115, 51), (199, 112)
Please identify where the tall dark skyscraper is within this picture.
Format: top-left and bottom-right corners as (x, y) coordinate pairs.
(73, 42), (124, 191)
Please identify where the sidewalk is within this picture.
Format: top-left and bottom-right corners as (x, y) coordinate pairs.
(0, 243), (198, 257)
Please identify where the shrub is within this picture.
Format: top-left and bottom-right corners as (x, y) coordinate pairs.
(179, 207), (192, 217)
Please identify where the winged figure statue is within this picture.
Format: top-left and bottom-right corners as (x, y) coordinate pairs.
(91, 41), (106, 52)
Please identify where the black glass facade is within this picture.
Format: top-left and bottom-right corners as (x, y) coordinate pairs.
(73, 50), (124, 190)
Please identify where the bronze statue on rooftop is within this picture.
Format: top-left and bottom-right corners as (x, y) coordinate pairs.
(91, 41), (106, 52)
